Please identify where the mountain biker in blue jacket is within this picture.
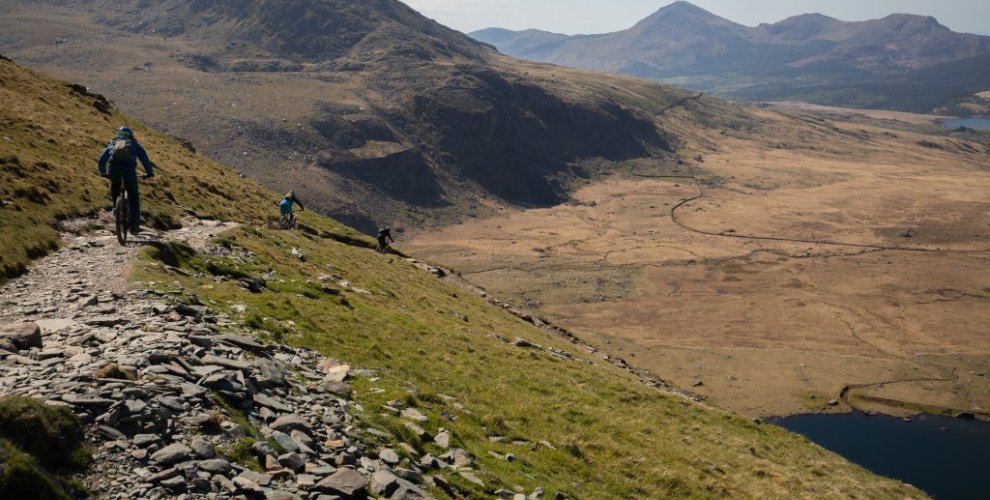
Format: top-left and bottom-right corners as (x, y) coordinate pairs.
(98, 126), (154, 233)
(280, 191), (305, 217)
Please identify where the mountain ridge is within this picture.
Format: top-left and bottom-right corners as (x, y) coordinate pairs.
(1, 0), (742, 233)
(471, 1), (990, 113)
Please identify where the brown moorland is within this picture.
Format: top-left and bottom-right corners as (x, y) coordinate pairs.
(409, 107), (990, 418)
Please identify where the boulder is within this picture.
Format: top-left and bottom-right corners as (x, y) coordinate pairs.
(0, 322), (42, 350)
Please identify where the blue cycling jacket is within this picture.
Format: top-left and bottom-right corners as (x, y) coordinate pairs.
(98, 138), (154, 176)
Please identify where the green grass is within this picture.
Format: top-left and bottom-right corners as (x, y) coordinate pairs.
(133, 225), (926, 499)
(0, 397), (90, 499)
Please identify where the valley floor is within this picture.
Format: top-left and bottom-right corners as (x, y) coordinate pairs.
(408, 107), (990, 418)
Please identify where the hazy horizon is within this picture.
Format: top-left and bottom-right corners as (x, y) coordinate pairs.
(399, 0), (989, 36)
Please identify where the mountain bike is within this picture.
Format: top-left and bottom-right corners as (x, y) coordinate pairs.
(109, 174), (151, 245)
(279, 210), (299, 230)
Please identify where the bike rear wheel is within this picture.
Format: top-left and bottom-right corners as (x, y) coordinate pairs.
(114, 193), (128, 245)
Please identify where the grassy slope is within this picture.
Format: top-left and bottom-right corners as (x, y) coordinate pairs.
(0, 56), (365, 281)
(0, 58), (925, 498)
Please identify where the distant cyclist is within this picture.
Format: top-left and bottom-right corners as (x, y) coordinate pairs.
(98, 126), (154, 234)
(279, 191), (305, 229)
(377, 226), (394, 253)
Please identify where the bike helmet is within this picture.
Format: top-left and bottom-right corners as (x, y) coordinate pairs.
(117, 126), (134, 138)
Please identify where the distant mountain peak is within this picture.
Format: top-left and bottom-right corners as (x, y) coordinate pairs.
(632, 1), (741, 32)
(878, 13), (950, 33)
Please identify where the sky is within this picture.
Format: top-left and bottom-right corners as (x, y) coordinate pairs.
(399, 0), (989, 36)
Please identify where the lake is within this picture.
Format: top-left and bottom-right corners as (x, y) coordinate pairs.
(940, 117), (990, 130)
(772, 412), (990, 499)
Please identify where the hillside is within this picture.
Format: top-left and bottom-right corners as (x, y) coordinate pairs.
(0, 0), (744, 234)
(0, 57), (929, 499)
(471, 1), (990, 114)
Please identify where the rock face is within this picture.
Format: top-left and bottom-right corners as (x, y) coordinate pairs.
(0, 224), (434, 500)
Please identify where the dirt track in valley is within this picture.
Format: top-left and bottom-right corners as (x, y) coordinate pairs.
(408, 110), (990, 418)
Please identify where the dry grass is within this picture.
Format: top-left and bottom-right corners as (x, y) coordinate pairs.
(409, 107), (990, 418)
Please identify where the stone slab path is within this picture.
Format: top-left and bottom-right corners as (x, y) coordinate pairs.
(0, 219), (439, 499)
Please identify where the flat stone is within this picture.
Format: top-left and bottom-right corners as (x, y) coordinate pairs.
(458, 471), (484, 487)
(155, 395), (186, 412)
(315, 468), (369, 497)
(271, 414), (312, 433)
(198, 458), (231, 474)
(201, 354), (252, 371)
(213, 474), (236, 493)
(61, 393), (115, 407)
(35, 318), (78, 333)
(278, 452), (307, 471)
(0, 322), (42, 350)
(253, 393), (292, 413)
(187, 335), (212, 348)
(237, 470), (273, 487)
(271, 431), (300, 453)
(320, 381), (351, 397)
(148, 467), (180, 483)
(84, 316), (127, 327)
(403, 422), (430, 441)
(97, 425), (125, 440)
(123, 399), (147, 415)
(434, 430), (450, 449)
(317, 360), (350, 383)
(232, 476), (264, 495)
(160, 476), (187, 492)
(217, 334), (267, 352)
(150, 443), (192, 466)
(133, 434), (161, 447)
(256, 358), (288, 385)
(450, 448), (473, 468)
(393, 468), (422, 483)
(297, 473), (317, 488)
(37, 348), (64, 360)
(401, 408), (428, 423)
(379, 448), (400, 466)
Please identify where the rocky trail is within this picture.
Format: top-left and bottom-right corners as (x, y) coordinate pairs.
(0, 218), (457, 500)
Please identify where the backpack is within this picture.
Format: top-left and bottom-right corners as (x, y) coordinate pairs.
(109, 137), (133, 164)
